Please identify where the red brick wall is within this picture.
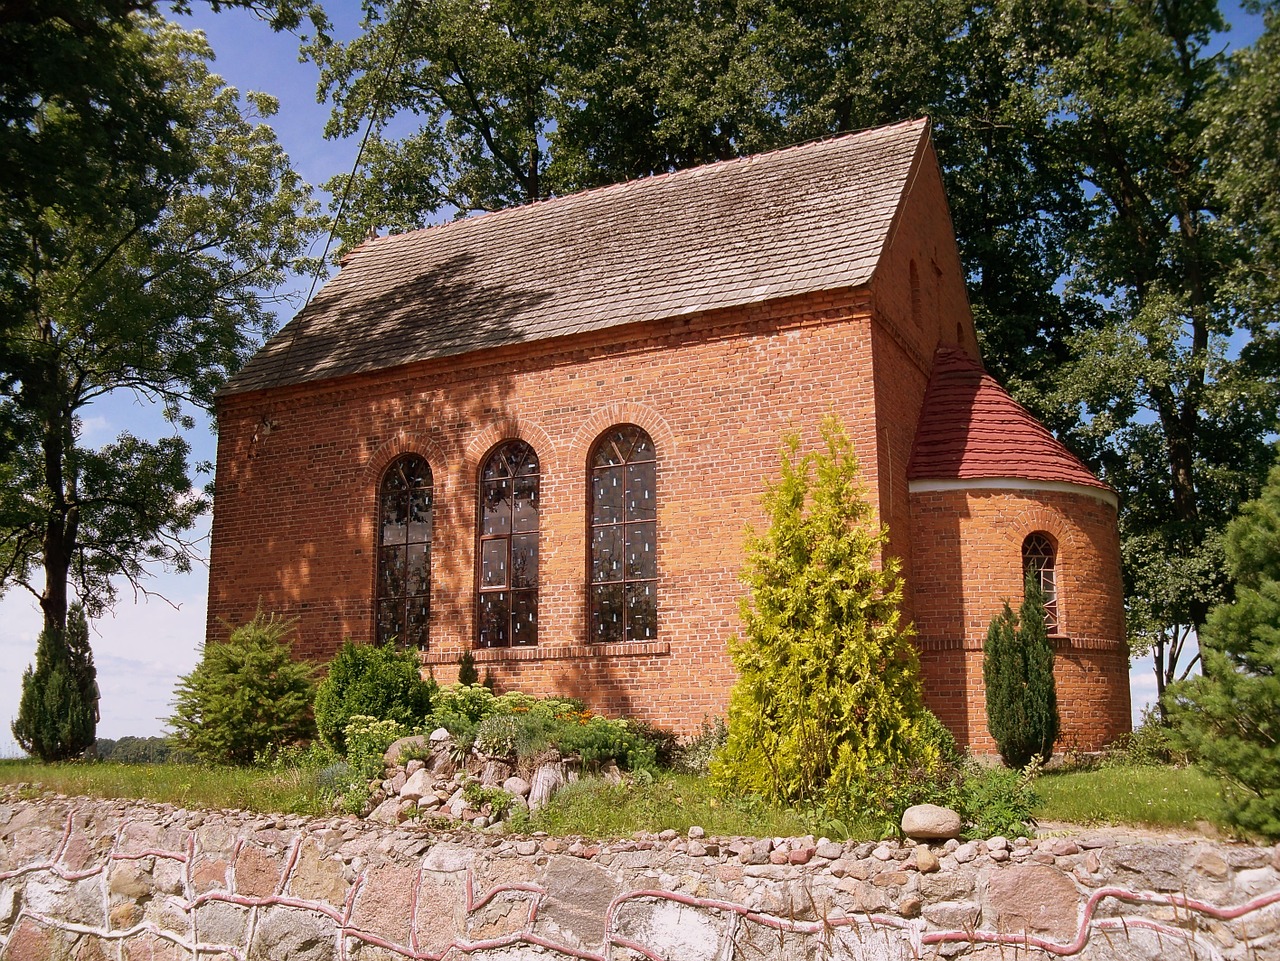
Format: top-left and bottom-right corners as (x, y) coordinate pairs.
(909, 486), (1131, 751)
(210, 292), (893, 734)
(208, 154), (1129, 746)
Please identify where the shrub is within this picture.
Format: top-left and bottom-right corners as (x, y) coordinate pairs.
(983, 573), (1059, 768)
(12, 604), (97, 762)
(845, 761), (965, 840)
(554, 715), (658, 773)
(1107, 706), (1184, 767)
(457, 651), (479, 686)
(959, 761), (1041, 838)
(166, 611), (317, 765)
(1169, 449), (1280, 839)
(712, 418), (938, 810)
(314, 641), (436, 753)
(674, 717), (729, 775)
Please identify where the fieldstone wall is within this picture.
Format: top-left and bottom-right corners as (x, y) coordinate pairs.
(0, 792), (1277, 960)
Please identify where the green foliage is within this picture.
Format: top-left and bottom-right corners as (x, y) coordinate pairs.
(166, 612), (316, 766)
(428, 683), (504, 736)
(11, 606), (97, 762)
(1106, 706), (1185, 768)
(465, 699), (660, 773)
(959, 761), (1041, 839)
(462, 782), (513, 819)
(313, 641), (436, 753)
(93, 736), (176, 765)
(1169, 449), (1280, 839)
(331, 715), (410, 815)
(673, 717), (729, 776)
(983, 574), (1060, 769)
(712, 418), (937, 810)
(457, 651), (479, 686)
(0, 18), (321, 640)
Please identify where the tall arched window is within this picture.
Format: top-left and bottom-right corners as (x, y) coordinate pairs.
(377, 455), (433, 651)
(478, 440), (539, 647)
(1022, 532), (1059, 633)
(589, 425), (656, 643)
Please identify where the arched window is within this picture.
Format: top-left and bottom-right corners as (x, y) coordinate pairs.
(377, 455), (433, 651)
(1022, 532), (1059, 633)
(589, 425), (656, 643)
(477, 440), (539, 647)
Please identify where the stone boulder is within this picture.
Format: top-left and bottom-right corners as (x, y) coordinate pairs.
(901, 804), (962, 841)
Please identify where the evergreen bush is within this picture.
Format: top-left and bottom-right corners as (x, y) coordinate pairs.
(314, 641), (436, 753)
(457, 650), (479, 686)
(167, 611), (317, 765)
(12, 604), (97, 762)
(1169, 449), (1280, 839)
(710, 417), (938, 814)
(983, 573), (1059, 768)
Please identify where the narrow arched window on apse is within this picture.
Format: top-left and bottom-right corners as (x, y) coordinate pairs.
(589, 425), (657, 643)
(377, 455), (433, 651)
(477, 440), (540, 647)
(1022, 532), (1059, 633)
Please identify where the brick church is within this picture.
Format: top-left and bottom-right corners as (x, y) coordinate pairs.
(208, 118), (1130, 751)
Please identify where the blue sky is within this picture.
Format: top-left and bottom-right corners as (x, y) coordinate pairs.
(0, 2), (1266, 754)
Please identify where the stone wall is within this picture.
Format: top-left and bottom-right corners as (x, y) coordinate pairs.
(1, 793), (1277, 960)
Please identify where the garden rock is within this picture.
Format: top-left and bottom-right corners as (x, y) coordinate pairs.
(901, 804), (962, 840)
(383, 735), (429, 768)
(398, 770), (432, 803)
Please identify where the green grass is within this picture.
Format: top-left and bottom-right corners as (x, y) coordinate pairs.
(0, 759), (335, 817)
(518, 773), (857, 839)
(0, 758), (1236, 840)
(1034, 764), (1229, 833)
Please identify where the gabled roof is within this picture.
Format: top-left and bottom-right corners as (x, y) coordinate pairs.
(908, 348), (1112, 495)
(222, 119), (932, 396)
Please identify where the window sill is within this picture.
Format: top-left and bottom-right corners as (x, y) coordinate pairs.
(423, 640), (670, 666)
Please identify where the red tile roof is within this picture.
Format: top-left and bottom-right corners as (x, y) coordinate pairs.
(908, 348), (1110, 492)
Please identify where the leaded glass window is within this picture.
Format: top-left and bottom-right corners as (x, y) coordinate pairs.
(377, 455), (433, 651)
(477, 440), (539, 647)
(589, 425), (656, 643)
(1022, 532), (1059, 632)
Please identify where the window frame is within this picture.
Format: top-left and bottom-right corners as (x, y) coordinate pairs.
(476, 439), (540, 648)
(587, 424), (658, 644)
(375, 454), (433, 652)
(1022, 531), (1060, 634)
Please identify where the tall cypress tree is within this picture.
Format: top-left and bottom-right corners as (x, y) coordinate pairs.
(12, 603), (96, 761)
(983, 574), (1059, 768)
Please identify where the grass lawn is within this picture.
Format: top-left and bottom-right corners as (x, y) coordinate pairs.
(1034, 764), (1229, 834)
(0, 758), (334, 817)
(0, 758), (1240, 840)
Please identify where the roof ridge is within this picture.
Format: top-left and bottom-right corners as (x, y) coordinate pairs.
(351, 118), (931, 254)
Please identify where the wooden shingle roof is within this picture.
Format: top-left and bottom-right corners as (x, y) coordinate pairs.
(908, 347), (1111, 494)
(222, 118), (931, 396)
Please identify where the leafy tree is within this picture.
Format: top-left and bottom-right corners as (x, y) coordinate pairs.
(0, 17), (321, 637)
(1169, 447), (1280, 839)
(0, 0), (321, 428)
(983, 574), (1060, 768)
(167, 611), (317, 765)
(711, 418), (936, 810)
(1031, 1), (1280, 713)
(314, 641), (437, 754)
(11, 602), (96, 761)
